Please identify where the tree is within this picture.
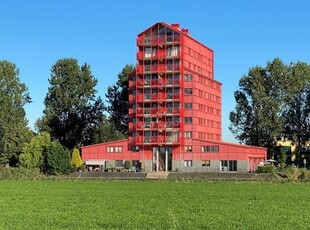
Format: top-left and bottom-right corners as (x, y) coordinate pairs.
(281, 61), (310, 165)
(41, 58), (104, 149)
(105, 64), (135, 136)
(90, 115), (125, 145)
(71, 147), (83, 169)
(19, 132), (51, 170)
(44, 141), (72, 175)
(0, 60), (32, 166)
(229, 58), (286, 152)
(277, 147), (287, 168)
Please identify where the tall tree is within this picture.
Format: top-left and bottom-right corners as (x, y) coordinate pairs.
(229, 58), (286, 152)
(105, 64), (135, 136)
(0, 60), (32, 166)
(281, 61), (310, 165)
(41, 58), (104, 149)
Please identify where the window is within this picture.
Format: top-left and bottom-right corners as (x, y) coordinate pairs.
(211, 145), (219, 152)
(115, 160), (123, 167)
(107, 147), (114, 152)
(221, 160), (237, 171)
(184, 74), (192, 81)
(202, 160), (210, 167)
(184, 131), (192, 138)
(115, 147), (123, 152)
(202, 145), (219, 152)
(184, 146), (192, 152)
(184, 160), (192, 167)
(132, 146), (139, 152)
(184, 103), (192, 109)
(184, 117), (192, 123)
(184, 88), (192, 95)
(202, 146), (210, 152)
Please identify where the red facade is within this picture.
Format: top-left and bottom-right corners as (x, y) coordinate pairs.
(82, 22), (266, 172)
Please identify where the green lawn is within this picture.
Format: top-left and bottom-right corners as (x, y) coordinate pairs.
(0, 180), (310, 229)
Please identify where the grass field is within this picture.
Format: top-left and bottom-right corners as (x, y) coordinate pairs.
(0, 180), (310, 229)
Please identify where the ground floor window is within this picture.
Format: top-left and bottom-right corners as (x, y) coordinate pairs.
(202, 160), (210, 167)
(115, 160), (123, 167)
(184, 160), (192, 167)
(221, 160), (237, 171)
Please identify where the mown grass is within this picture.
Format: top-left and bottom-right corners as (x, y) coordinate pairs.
(0, 180), (310, 229)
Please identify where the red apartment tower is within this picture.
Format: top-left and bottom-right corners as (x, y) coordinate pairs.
(82, 22), (266, 172)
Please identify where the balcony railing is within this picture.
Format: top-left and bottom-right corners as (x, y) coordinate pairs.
(132, 136), (180, 145)
(136, 93), (180, 102)
(137, 35), (180, 46)
(136, 64), (180, 73)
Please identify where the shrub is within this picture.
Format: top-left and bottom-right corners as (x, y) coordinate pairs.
(258, 165), (276, 173)
(0, 167), (44, 180)
(278, 167), (306, 182)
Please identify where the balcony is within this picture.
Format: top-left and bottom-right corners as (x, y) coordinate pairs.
(137, 35), (180, 46)
(132, 136), (180, 145)
(136, 64), (180, 73)
(137, 50), (166, 60)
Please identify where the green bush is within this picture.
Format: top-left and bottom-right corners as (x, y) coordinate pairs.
(278, 167), (308, 181)
(258, 165), (276, 173)
(0, 167), (44, 180)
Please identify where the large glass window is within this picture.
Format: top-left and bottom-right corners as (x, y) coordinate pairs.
(221, 160), (237, 172)
(115, 160), (123, 167)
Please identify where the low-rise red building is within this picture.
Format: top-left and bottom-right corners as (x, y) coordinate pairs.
(82, 22), (266, 172)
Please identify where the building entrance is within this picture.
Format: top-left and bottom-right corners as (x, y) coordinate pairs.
(152, 146), (172, 171)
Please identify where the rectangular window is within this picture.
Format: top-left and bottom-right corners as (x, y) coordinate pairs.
(211, 145), (219, 152)
(184, 160), (192, 167)
(221, 160), (237, 172)
(202, 146), (210, 152)
(184, 74), (192, 81)
(115, 147), (123, 152)
(107, 147), (114, 152)
(115, 160), (123, 167)
(202, 160), (210, 167)
(184, 103), (192, 109)
(184, 131), (192, 138)
(184, 146), (192, 152)
(132, 146), (139, 152)
(184, 88), (192, 95)
(184, 117), (192, 123)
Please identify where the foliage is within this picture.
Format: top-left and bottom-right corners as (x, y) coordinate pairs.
(40, 58), (104, 149)
(0, 167), (44, 180)
(123, 160), (131, 169)
(230, 58), (310, 162)
(19, 132), (51, 170)
(278, 167), (304, 181)
(91, 115), (125, 144)
(277, 147), (287, 168)
(1, 180), (310, 229)
(258, 165), (276, 173)
(281, 61), (310, 165)
(71, 148), (83, 169)
(230, 58), (285, 150)
(44, 142), (72, 175)
(0, 60), (33, 166)
(105, 64), (135, 136)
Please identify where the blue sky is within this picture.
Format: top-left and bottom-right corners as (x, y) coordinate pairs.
(1, 0), (310, 143)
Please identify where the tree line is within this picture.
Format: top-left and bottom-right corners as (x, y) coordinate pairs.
(230, 58), (310, 165)
(0, 58), (131, 173)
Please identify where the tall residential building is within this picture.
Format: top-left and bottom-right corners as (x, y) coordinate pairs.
(82, 22), (266, 172)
